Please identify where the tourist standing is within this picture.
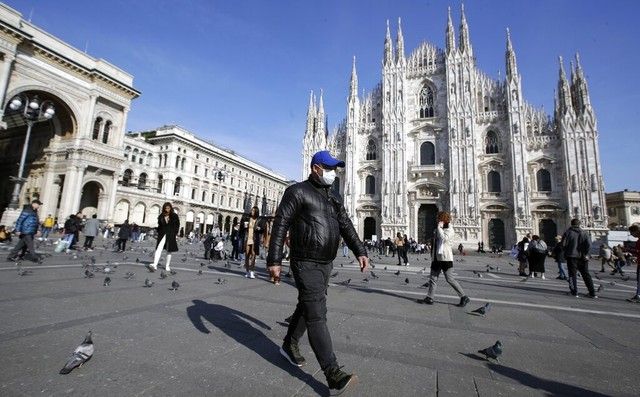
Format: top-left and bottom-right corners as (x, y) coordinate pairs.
(625, 224), (640, 303)
(267, 150), (367, 395)
(527, 235), (548, 279)
(63, 214), (78, 251)
(516, 235), (530, 276)
(116, 220), (131, 252)
(552, 236), (567, 280)
(6, 199), (42, 262)
(599, 244), (614, 273)
(241, 206), (263, 279)
(561, 219), (597, 298)
(394, 232), (408, 266)
(41, 214), (54, 240)
(417, 211), (470, 307)
(83, 214), (100, 251)
(230, 223), (240, 260)
(148, 202), (180, 272)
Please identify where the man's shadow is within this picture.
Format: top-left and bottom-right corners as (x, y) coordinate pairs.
(186, 300), (326, 395)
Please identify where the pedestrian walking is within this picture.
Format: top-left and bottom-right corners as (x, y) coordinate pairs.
(41, 213), (54, 240)
(6, 199), (42, 262)
(267, 150), (367, 395)
(395, 232), (408, 266)
(148, 202), (180, 272)
(516, 235), (530, 276)
(71, 212), (84, 250)
(599, 244), (614, 273)
(417, 211), (470, 307)
(241, 206), (264, 279)
(625, 224), (640, 303)
(62, 214), (78, 252)
(561, 218), (597, 298)
(116, 220), (131, 252)
(230, 223), (240, 260)
(551, 236), (567, 280)
(527, 235), (547, 279)
(612, 244), (626, 276)
(82, 214), (100, 251)
(341, 238), (349, 258)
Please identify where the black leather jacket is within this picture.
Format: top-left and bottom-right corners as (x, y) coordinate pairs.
(267, 177), (367, 265)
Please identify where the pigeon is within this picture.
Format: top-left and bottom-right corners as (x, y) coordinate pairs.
(404, 277), (410, 284)
(17, 268), (33, 276)
(509, 262), (516, 267)
(496, 267), (501, 271)
(370, 271), (379, 279)
(124, 272), (135, 280)
(419, 281), (429, 288)
(181, 257), (187, 263)
(610, 281), (616, 286)
(361, 278), (369, 283)
(593, 272), (601, 280)
(470, 303), (492, 316)
(622, 275), (630, 282)
(215, 278), (227, 284)
(370, 264), (375, 269)
(384, 266), (387, 271)
(331, 271), (339, 278)
(197, 269), (203, 276)
(340, 264), (344, 268)
(59, 331), (94, 374)
(170, 280), (180, 291)
(597, 284), (604, 293)
(478, 341), (502, 361)
(394, 270), (401, 276)
(476, 273), (483, 278)
(135, 258), (140, 263)
(84, 270), (95, 278)
(103, 277), (111, 286)
(339, 279), (351, 286)
(144, 278), (154, 288)
(103, 266), (112, 274)
(200, 262), (206, 267)
(170, 270), (177, 275)
(160, 270), (168, 279)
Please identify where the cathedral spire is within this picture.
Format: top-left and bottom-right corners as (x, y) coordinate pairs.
(458, 4), (473, 55)
(349, 56), (358, 101)
(557, 56), (573, 116)
(384, 19), (393, 66)
(505, 28), (518, 80)
(396, 17), (405, 62)
(318, 89), (325, 115)
(445, 6), (456, 55)
(305, 90), (316, 137)
(572, 52), (592, 114)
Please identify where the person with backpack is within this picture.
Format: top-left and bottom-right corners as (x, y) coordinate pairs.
(527, 235), (548, 279)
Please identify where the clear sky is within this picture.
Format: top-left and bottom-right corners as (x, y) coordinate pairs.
(5, 0), (639, 190)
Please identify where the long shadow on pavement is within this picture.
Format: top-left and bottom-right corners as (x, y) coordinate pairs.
(186, 299), (326, 395)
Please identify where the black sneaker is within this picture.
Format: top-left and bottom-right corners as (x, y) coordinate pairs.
(326, 366), (357, 396)
(457, 296), (470, 307)
(280, 342), (305, 367)
(417, 297), (434, 305)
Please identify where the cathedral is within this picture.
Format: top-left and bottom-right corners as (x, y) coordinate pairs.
(302, 6), (608, 249)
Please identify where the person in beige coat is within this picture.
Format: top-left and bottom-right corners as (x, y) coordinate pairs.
(417, 211), (470, 307)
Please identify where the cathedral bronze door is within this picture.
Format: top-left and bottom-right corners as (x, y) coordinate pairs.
(418, 204), (438, 243)
(538, 219), (557, 247)
(363, 217), (376, 240)
(488, 218), (505, 249)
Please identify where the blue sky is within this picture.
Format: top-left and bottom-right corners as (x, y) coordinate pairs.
(5, 0), (639, 190)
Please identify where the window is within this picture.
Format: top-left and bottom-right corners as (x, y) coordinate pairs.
(175, 156), (180, 169)
(194, 165), (199, 174)
(202, 191), (206, 201)
(631, 207), (640, 215)
(137, 173), (147, 190)
(365, 175), (375, 195)
(536, 169), (552, 192)
(92, 117), (102, 140)
(123, 169), (133, 187)
(211, 193), (216, 204)
(485, 130), (499, 154)
(420, 142), (435, 165)
(174, 177), (182, 195)
(487, 171), (501, 193)
(181, 158), (186, 171)
(102, 121), (111, 144)
(366, 139), (377, 160)
(157, 174), (163, 192)
(205, 168), (208, 177)
(191, 188), (196, 200)
(418, 86), (435, 118)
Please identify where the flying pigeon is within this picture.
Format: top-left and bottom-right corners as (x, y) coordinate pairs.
(84, 270), (95, 278)
(160, 270), (168, 279)
(478, 341), (502, 361)
(103, 277), (111, 286)
(59, 331), (94, 374)
(170, 280), (180, 291)
(144, 278), (154, 288)
(470, 303), (492, 316)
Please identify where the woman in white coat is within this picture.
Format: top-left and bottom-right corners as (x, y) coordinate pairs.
(417, 211), (470, 307)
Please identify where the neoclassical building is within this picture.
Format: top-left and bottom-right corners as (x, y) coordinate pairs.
(303, 7), (608, 248)
(0, 4), (288, 232)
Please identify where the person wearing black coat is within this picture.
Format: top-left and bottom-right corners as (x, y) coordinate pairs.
(116, 220), (131, 252)
(203, 233), (215, 260)
(148, 202), (180, 272)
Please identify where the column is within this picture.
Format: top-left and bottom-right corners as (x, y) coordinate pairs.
(39, 167), (59, 219)
(106, 175), (119, 222)
(0, 53), (15, 124)
(58, 166), (82, 217)
(97, 192), (109, 219)
(84, 95), (97, 139)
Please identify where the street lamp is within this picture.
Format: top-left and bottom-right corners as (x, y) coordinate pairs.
(7, 94), (55, 208)
(215, 169), (227, 233)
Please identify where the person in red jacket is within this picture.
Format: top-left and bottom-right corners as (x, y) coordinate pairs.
(626, 224), (640, 303)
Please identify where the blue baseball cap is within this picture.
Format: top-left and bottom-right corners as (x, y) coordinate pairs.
(311, 150), (345, 168)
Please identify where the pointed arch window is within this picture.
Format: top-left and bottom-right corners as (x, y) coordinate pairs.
(487, 171), (501, 193)
(365, 175), (375, 195)
(102, 121), (111, 144)
(92, 117), (102, 140)
(137, 173), (147, 190)
(157, 174), (163, 193)
(485, 130), (500, 154)
(174, 177), (182, 196)
(419, 86), (435, 118)
(123, 169), (133, 187)
(420, 142), (435, 165)
(366, 139), (377, 160)
(536, 169), (552, 192)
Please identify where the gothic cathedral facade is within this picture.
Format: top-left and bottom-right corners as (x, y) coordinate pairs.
(302, 7), (607, 248)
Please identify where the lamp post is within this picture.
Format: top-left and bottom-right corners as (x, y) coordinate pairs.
(215, 169), (226, 233)
(6, 94), (55, 209)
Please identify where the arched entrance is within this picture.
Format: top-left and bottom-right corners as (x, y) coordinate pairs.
(363, 217), (376, 240)
(0, 89), (77, 218)
(114, 200), (130, 224)
(539, 219), (557, 246)
(131, 202), (146, 225)
(488, 218), (506, 249)
(417, 204), (438, 242)
(185, 211), (195, 234)
(224, 216), (231, 234)
(79, 181), (101, 216)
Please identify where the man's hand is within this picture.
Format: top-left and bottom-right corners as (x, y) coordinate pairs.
(268, 265), (281, 282)
(358, 256), (369, 272)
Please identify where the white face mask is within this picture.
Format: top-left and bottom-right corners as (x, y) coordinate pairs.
(321, 169), (336, 186)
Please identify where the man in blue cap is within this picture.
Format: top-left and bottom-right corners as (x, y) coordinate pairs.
(267, 150), (368, 395)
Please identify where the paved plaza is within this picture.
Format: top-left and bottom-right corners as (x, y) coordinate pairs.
(0, 236), (638, 396)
